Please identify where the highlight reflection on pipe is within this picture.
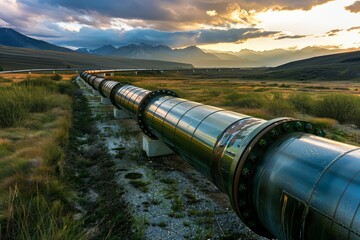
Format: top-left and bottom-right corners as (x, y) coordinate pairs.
(80, 71), (360, 240)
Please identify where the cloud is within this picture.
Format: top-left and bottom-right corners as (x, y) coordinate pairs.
(196, 28), (280, 44)
(206, 10), (218, 17)
(45, 27), (283, 49)
(11, 0), (336, 31)
(276, 34), (308, 40)
(325, 29), (342, 37)
(348, 26), (360, 31)
(345, 1), (360, 13)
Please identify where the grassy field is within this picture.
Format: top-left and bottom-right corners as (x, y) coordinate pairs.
(0, 45), (192, 71)
(0, 73), (136, 240)
(0, 70), (359, 239)
(0, 74), (85, 239)
(113, 70), (360, 145)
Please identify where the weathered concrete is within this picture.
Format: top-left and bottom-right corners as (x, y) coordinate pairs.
(101, 97), (111, 105)
(142, 134), (174, 157)
(113, 108), (131, 119)
(93, 89), (100, 95)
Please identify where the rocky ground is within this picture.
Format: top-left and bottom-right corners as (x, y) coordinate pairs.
(73, 77), (266, 240)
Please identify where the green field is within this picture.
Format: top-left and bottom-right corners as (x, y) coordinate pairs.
(0, 45), (193, 71)
(113, 70), (360, 145)
(0, 71), (359, 239)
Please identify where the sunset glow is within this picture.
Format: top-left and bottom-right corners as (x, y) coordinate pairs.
(0, 0), (359, 51)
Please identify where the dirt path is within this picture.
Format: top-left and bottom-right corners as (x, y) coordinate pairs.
(75, 78), (266, 240)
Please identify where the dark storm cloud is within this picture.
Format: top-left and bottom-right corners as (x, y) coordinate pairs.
(275, 34), (308, 40)
(13, 0), (336, 31)
(345, 1), (360, 13)
(48, 27), (282, 49)
(196, 28), (259, 44)
(27, 0), (177, 21)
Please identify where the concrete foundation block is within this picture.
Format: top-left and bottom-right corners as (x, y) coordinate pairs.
(142, 135), (173, 157)
(101, 97), (111, 105)
(113, 108), (131, 119)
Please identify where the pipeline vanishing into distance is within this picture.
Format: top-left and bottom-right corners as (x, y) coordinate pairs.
(79, 71), (360, 240)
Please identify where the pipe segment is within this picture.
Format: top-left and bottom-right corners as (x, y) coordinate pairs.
(80, 72), (360, 240)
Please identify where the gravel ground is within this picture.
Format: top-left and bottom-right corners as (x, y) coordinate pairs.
(76, 78), (267, 240)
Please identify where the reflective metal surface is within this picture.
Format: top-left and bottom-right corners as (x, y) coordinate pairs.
(82, 72), (360, 240)
(100, 80), (123, 98)
(253, 133), (360, 240)
(92, 77), (106, 90)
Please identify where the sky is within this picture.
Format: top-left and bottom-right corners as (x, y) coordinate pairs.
(0, 0), (360, 52)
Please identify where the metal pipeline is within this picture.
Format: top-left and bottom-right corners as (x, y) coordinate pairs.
(80, 72), (360, 240)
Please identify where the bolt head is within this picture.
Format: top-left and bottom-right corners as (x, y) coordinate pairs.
(294, 121), (302, 130)
(242, 168), (251, 177)
(282, 123), (290, 132)
(239, 184), (247, 192)
(270, 129), (279, 138)
(258, 139), (267, 148)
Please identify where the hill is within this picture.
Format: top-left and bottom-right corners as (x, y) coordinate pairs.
(0, 45), (193, 71)
(267, 50), (360, 80)
(79, 43), (357, 68)
(0, 28), (73, 52)
(78, 43), (221, 67)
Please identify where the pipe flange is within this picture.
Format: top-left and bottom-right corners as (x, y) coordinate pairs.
(109, 82), (129, 108)
(92, 77), (106, 90)
(97, 79), (108, 97)
(232, 118), (326, 237)
(137, 89), (178, 139)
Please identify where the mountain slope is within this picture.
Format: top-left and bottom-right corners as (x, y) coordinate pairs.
(93, 44), (117, 55)
(0, 45), (193, 71)
(268, 50), (360, 80)
(0, 28), (73, 52)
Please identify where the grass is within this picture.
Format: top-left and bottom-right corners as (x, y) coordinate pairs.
(0, 75), (85, 239)
(314, 94), (360, 125)
(115, 71), (360, 146)
(130, 179), (150, 192)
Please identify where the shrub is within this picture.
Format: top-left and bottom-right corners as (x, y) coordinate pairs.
(288, 93), (314, 114)
(266, 93), (295, 117)
(313, 94), (360, 125)
(204, 89), (221, 97)
(0, 80), (61, 128)
(51, 74), (63, 81)
(226, 92), (268, 108)
(0, 90), (28, 127)
(306, 117), (338, 129)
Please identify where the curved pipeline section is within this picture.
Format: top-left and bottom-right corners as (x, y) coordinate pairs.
(80, 72), (360, 240)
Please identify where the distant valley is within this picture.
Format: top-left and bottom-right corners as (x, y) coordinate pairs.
(78, 43), (357, 68)
(0, 27), (359, 79)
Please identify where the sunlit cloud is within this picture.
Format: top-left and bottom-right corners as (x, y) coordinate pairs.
(325, 29), (343, 36)
(206, 10), (217, 17)
(0, 0), (360, 51)
(345, 1), (360, 12)
(276, 34), (309, 40)
(347, 26), (360, 31)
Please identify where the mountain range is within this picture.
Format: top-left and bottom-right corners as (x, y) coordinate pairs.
(77, 43), (358, 68)
(0, 28), (73, 53)
(0, 27), (359, 70)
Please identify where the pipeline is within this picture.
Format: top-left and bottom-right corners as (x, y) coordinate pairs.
(79, 71), (360, 240)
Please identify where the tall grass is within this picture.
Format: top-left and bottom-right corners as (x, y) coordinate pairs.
(225, 92), (268, 108)
(314, 94), (360, 125)
(288, 93), (314, 114)
(0, 78), (72, 128)
(224, 90), (360, 127)
(0, 76), (83, 239)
